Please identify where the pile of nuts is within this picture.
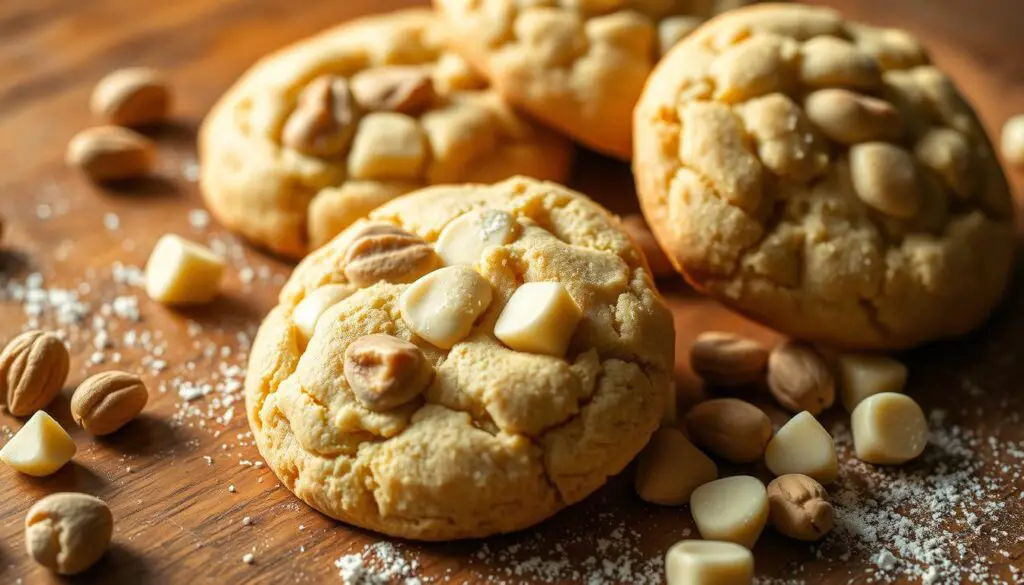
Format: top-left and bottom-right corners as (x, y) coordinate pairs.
(66, 67), (171, 182)
(638, 331), (926, 583)
(0, 329), (150, 574)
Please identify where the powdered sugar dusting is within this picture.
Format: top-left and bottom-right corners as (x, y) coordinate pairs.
(336, 542), (425, 585)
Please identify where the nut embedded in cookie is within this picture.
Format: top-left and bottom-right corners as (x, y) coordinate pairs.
(344, 335), (433, 412)
(282, 75), (361, 157)
(342, 223), (440, 287)
(351, 66), (436, 115)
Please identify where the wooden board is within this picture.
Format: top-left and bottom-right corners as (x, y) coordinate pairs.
(1, 0), (1023, 583)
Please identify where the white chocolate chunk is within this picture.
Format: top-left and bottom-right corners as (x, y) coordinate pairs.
(838, 353), (908, 411)
(851, 392), (929, 464)
(690, 476), (769, 549)
(635, 428), (718, 506)
(435, 209), (520, 266)
(665, 540), (754, 585)
(0, 411), (76, 477)
(399, 266), (493, 349)
(764, 411), (838, 483)
(144, 234), (225, 305)
(493, 282), (581, 357)
(293, 284), (357, 340)
(347, 112), (426, 181)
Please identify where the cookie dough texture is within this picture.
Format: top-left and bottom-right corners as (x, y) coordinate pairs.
(200, 10), (572, 259)
(435, 0), (764, 159)
(245, 176), (674, 540)
(634, 4), (1016, 350)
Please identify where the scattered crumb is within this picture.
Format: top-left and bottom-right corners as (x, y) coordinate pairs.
(104, 212), (120, 231)
(189, 209), (210, 229)
(242, 516), (252, 526)
(228, 484), (236, 494)
(242, 553), (254, 565)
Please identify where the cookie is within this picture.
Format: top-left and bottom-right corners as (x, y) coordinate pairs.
(634, 4), (1015, 349)
(434, 0), (764, 160)
(199, 10), (572, 259)
(245, 176), (674, 540)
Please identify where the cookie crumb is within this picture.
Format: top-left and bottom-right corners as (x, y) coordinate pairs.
(104, 213), (120, 231)
(188, 209), (210, 229)
(228, 484), (236, 493)
(242, 516), (252, 526)
(242, 553), (254, 565)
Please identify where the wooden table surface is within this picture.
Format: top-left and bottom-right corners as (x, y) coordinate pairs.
(1, 1), (1023, 583)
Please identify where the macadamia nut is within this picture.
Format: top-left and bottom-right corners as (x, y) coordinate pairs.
(690, 476), (769, 549)
(851, 392), (929, 464)
(665, 540), (754, 585)
(25, 493), (113, 575)
(635, 428), (717, 506)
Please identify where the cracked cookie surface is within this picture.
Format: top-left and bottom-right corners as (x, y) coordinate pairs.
(634, 4), (1015, 350)
(245, 176), (674, 540)
(434, 0), (764, 160)
(200, 9), (572, 260)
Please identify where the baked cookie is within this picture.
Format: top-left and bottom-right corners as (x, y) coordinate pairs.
(434, 0), (766, 160)
(634, 4), (1016, 350)
(245, 176), (674, 540)
(199, 10), (572, 259)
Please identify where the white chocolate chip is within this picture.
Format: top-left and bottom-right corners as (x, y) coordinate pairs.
(144, 234), (225, 305)
(1001, 114), (1024, 168)
(347, 112), (426, 181)
(851, 392), (929, 464)
(635, 428), (718, 506)
(764, 411), (837, 484)
(0, 411), (76, 476)
(292, 284), (357, 340)
(837, 353), (908, 411)
(435, 209), (520, 266)
(689, 476), (769, 549)
(493, 281), (581, 357)
(665, 540), (754, 585)
(399, 266), (493, 349)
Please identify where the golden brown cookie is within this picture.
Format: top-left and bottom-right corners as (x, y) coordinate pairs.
(245, 176), (674, 540)
(434, 0), (765, 160)
(634, 4), (1015, 349)
(199, 10), (572, 259)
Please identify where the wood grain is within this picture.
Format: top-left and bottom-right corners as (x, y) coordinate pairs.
(0, 0), (1022, 583)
